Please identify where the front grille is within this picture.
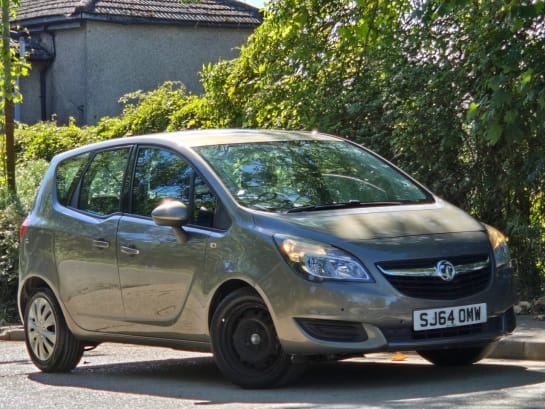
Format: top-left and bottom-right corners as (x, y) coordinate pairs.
(376, 254), (491, 300)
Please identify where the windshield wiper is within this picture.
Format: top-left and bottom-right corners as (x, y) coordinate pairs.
(286, 200), (405, 213)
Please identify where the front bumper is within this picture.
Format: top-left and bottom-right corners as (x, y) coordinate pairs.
(281, 307), (515, 355)
(378, 306), (516, 351)
(264, 262), (516, 355)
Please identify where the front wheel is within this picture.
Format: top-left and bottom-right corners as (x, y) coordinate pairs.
(417, 344), (495, 366)
(24, 288), (84, 372)
(210, 288), (300, 388)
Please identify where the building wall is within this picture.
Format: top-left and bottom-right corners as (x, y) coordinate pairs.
(50, 28), (88, 124)
(19, 21), (253, 126)
(17, 61), (42, 123)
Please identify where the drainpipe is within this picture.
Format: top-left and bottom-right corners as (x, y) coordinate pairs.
(40, 63), (52, 121)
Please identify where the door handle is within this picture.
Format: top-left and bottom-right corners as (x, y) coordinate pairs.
(93, 239), (110, 249)
(120, 245), (140, 256)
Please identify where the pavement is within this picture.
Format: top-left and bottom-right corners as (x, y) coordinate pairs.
(488, 314), (545, 360)
(2, 314), (545, 360)
(0, 323), (24, 341)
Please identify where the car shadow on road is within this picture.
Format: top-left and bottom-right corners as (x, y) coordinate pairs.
(28, 354), (545, 407)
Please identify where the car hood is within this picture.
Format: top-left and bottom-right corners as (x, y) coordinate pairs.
(262, 200), (484, 241)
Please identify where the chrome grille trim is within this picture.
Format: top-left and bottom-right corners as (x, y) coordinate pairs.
(377, 258), (490, 277)
(376, 254), (492, 300)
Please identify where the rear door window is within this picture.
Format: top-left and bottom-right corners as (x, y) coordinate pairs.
(78, 148), (131, 216)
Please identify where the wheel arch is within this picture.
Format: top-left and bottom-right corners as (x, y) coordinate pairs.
(19, 276), (58, 322)
(207, 279), (261, 330)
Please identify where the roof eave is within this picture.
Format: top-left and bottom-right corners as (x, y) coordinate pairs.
(79, 12), (262, 28)
(12, 12), (261, 31)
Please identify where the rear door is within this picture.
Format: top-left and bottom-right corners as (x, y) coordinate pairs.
(55, 147), (131, 331)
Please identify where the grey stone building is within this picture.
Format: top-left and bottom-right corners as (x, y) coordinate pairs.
(12, 0), (262, 125)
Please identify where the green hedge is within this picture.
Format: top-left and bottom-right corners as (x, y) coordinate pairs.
(0, 161), (47, 323)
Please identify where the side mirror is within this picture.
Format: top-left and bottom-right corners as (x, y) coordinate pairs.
(151, 200), (189, 243)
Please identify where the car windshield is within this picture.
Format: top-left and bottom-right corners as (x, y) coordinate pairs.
(195, 139), (434, 212)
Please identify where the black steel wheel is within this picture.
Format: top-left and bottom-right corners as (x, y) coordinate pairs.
(211, 288), (298, 388)
(417, 344), (494, 366)
(24, 288), (84, 372)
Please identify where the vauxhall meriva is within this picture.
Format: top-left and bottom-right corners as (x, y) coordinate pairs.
(19, 129), (516, 388)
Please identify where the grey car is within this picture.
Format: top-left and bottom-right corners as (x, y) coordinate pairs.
(18, 129), (516, 388)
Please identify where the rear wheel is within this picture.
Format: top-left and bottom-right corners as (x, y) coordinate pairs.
(24, 288), (84, 372)
(417, 344), (494, 366)
(211, 288), (300, 388)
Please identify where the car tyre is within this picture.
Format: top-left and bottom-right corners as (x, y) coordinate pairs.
(211, 288), (300, 388)
(24, 288), (84, 372)
(417, 344), (495, 366)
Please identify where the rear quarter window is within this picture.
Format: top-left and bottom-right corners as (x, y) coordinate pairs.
(55, 153), (90, 206)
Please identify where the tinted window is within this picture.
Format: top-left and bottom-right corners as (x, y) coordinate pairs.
(56, 153), (89, 206)
(78, 148), (130, 216)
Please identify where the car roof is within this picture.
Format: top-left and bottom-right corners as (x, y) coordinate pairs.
(52, 129), (344, 162)
(170, 129), (338, 147)
(135, 129), (340, 147)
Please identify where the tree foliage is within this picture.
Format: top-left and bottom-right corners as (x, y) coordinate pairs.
(1, 0), (28, 193)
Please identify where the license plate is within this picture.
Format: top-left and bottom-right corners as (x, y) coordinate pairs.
(413, 303), (487, 331)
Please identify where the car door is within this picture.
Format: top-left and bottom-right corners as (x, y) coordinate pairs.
(55, 147), (131, 331)
(116, 146), (216, 334)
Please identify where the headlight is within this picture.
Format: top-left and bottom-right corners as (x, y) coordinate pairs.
(274, 234), (374, 282)
(485, 225), (510, 269)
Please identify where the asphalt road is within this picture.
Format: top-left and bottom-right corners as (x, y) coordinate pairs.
(2, 341), (545, 409)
